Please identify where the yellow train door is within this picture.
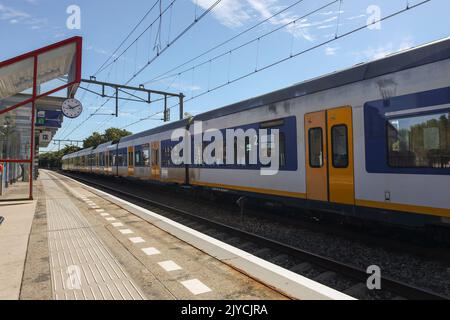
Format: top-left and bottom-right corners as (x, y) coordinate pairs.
(305, 111), (328, 202)
(151, 142), (160, 180)
(128, 147), (134, 177)
(305, 106), (355, 205)
(327, 106), (355, 205)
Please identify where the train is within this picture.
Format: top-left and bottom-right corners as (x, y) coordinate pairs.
(62, 38), (450, 232)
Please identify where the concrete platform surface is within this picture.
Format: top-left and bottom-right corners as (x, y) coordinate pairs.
(16, 170), (286, 300)
(49, 170), (353, 300)
(0, 200), (36, 300)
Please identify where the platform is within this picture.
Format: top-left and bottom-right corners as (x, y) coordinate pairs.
(0, 200), (36, 299)
(0, 170), (287, 300)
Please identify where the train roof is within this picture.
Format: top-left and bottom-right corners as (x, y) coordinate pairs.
(62, 147), (93, 159)
(119, 118), (190, 144)
(94, 141), (113, 152)
(195, 37), (450, 121)
(76, 147), (94, 157)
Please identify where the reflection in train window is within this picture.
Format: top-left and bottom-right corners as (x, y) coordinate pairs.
(150, 147), (158, 166)
(388, 112), (450, 168)
(309, 128), (323, 168)
(143, 145), (150, 166)
(260, 132), (286, 168)
(331, 125), (349, 168)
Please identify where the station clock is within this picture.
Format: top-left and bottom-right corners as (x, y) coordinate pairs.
(61, 98), (83, 119)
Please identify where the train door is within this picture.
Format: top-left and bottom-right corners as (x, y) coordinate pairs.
(128, 146), (134, 177)
(305, 111), (328, 201)
(327, 106), (355, 205)
(151, 142), (160, 180)
(305, 106), (355, 205)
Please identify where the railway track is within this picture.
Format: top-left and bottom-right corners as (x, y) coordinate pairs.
(59, 171), (447, 300)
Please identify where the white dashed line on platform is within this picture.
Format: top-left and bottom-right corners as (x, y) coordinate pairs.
(106, 217), (117, 221)
(112, 222), (124, 227)
(158, 261), (182, 272)
(142, 247), (161, 256)
(181, 279), (212, 295)
(119, 229), (134, 235)
(100, 213), (110, 217)
(96, 209), (105, 213)
(129, 237), (146, 244)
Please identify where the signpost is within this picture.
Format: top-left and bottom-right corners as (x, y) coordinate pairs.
(36, 110), (63, 128)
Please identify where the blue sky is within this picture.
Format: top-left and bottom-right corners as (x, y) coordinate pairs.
(0, 0), (449, 151)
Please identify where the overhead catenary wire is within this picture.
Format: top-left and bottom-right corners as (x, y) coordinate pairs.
(120, 0), (431, 129)
(96, 0), (178, 76)
(145, 0), (308, 85)
(145, 0), (340, 85)
(125, 0), (223, 86)
(64, 1), (222, 139)
(60, 1), (161, 141)
(94, 0), (160, 76)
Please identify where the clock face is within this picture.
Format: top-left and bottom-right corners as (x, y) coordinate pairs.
(61, 98), (83, 119)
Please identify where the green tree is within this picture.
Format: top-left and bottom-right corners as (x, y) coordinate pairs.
(83, 132), (104, 148)
(39, 145), (82, 169)
(104, 128), (132, 143)
(83, 128), (131, 148)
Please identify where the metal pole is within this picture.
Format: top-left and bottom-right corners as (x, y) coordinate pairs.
(179, 93), (184, 120)
(29, 55), (38, 200)
(164, 95), (168, 122)
(115, 87), (119, 117)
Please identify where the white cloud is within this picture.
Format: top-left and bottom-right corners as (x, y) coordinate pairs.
(0, 3), (47, 30)
(347, 14), (366, 21)
(196, 0), (251, 28)
(85, 45), (134, 63)
(0, 4), (30, 21)
(354, 38), (414, 61)
(325, 45), (339, 56)
(170, 81), (202, 92)
(320, 10), (343, 16)
(195, 0), (344, 42)
(247, 0), (313, 40)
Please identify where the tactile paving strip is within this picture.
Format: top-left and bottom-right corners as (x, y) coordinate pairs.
(42, 172), (145, 300)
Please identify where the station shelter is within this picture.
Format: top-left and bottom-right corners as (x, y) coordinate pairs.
(0, 37), (82, 200)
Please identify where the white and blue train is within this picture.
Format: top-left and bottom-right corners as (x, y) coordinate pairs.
(63, 38), (450, 231)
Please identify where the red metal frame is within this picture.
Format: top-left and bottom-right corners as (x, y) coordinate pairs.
(0, 36), (82, 117)
(0, 36), (82, 199)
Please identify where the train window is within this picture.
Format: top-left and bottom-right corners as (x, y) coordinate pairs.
(245, 137), (251, 165)
(260, 119), (285, 129)
(128, 151), (134, 166)
(331, 125), (349, 168)
(309, 128), (323, 168)
(151, 147), (159, 166)
(234, 138), (238, 165)
(260, 132), (286, 168)
(109, 151), (114, 167)
(387, 112), (450, 168)
(143, 145), (150, 166)
(135, 149), (142, 166)
(161, 146), (171, 166)
(279, 133), (286, 168)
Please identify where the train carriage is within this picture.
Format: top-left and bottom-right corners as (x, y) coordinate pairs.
(119, 119), (190, 183)
(62, 38), (450, 230)
(92, 142), (112, 175)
